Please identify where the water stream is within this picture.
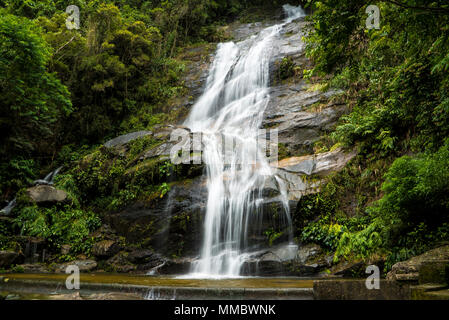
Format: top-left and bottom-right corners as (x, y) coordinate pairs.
(184, 5), (306, 278)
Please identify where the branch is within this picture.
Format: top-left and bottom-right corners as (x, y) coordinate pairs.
(54, 36), (76, 55)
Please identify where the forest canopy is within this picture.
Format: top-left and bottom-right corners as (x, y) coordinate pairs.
(0, 0), (291, 198)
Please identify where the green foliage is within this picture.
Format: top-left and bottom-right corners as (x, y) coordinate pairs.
(300, 0), (449, 267)
(264, 227), (283, 247)
(304, 1), (449, 155)
(0, 0), (297, 199)
(0, 159), (37, 199)
(0, 12), (72, 197)
(331, 141), (449, 265)
(334, 219), (383, 262)
(380, 157), (447, 222)
(14, 204), (101, 253)
(300, 221), (346, 251)
(369, 140), (449, 243)
(278, 57), (296, 80)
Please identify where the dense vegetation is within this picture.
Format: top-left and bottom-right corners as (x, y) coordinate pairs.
(0, 0), (291, 261)
(1, 0), (448, 273)
(0, 0), (291, 198)
(298, 0), (449, 270)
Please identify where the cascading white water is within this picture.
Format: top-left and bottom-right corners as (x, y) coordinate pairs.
(184, 5), (306, 278)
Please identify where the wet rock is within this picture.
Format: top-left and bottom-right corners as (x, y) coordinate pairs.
(242, 260), (285, 276)
(418, 260), (449, 285)
(276, 148), (357, 177)
(264, 244), (299, 262)
(127, 249), (164, 267)
(90, 224), (118, 241)
(295, 244), (322, 265)
(263, 18), (348, 156)
(331, 261), (365, 277)
(104, 131), (152, 148)
(60, 245), (71, 255)
(264, 105), (347, 155)
(107, 177), (206, 258)
(15, 237), (48, 264)
(17, 263), (49, 273)
(240, 244), (328, 276)
(387, 245), (449, 283)
(273, 148), (357, 200)
(26, 185), (67, 203)
(140, 142), (174, 160)
(106, 252), (136, 273)
(174, 44), (215, 121)
(0, 251), (24, 268)
(157, 258), (193, 275)
(91, 240), (120, 259)
(55, 260), (97, 273)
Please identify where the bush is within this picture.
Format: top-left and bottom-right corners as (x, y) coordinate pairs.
(371, 139), (449, 229)
(300, 220), (346, 251)
(278, 57), (296, 80)
(14, 204), (101, 253)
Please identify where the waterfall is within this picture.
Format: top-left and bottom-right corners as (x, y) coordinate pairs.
(184, 5), (306, 278)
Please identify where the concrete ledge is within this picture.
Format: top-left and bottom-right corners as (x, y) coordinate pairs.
(0, 278), (314, 300)
(313, 280), (411, 300)
(418, 260), (449, 285)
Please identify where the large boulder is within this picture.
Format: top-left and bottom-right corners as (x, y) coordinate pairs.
(16, 263), (49, 273)
(387, 245), (449, 283)
(91, 240), (120, 259)
(295, 244), (323, 264)
(54, 260), (97, 273)
(272, 148), (357, 201)
(106, 177), (206, 258)
(276, 148), (357, 177)
(26, 185), (67, 203)
(105, 252), (136, 273)
(0, 251), (24, 268)
(157, 258), (194, 275)
(241, 243), (332, 277)
(127, 249), (164, 266)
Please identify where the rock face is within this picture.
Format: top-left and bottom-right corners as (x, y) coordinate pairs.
(387, 245), (449, 283)
(273, 148), (357, 201)
(55, 260), (97, 273)
(263, 19), (349, 156)
(104, 131), (153, 148)
(16, 263), (49, 273)
(106, 177), (206, 258)
(314, 280), (411, 300)
(105, 252), (136, 273)
(241, 243), (333, 277)
(0, 251), (24, 268)
(91, 240), (120, 259)
(27, 185), (67, 203)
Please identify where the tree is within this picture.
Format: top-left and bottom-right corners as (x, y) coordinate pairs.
(0, 12), (72, 194)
